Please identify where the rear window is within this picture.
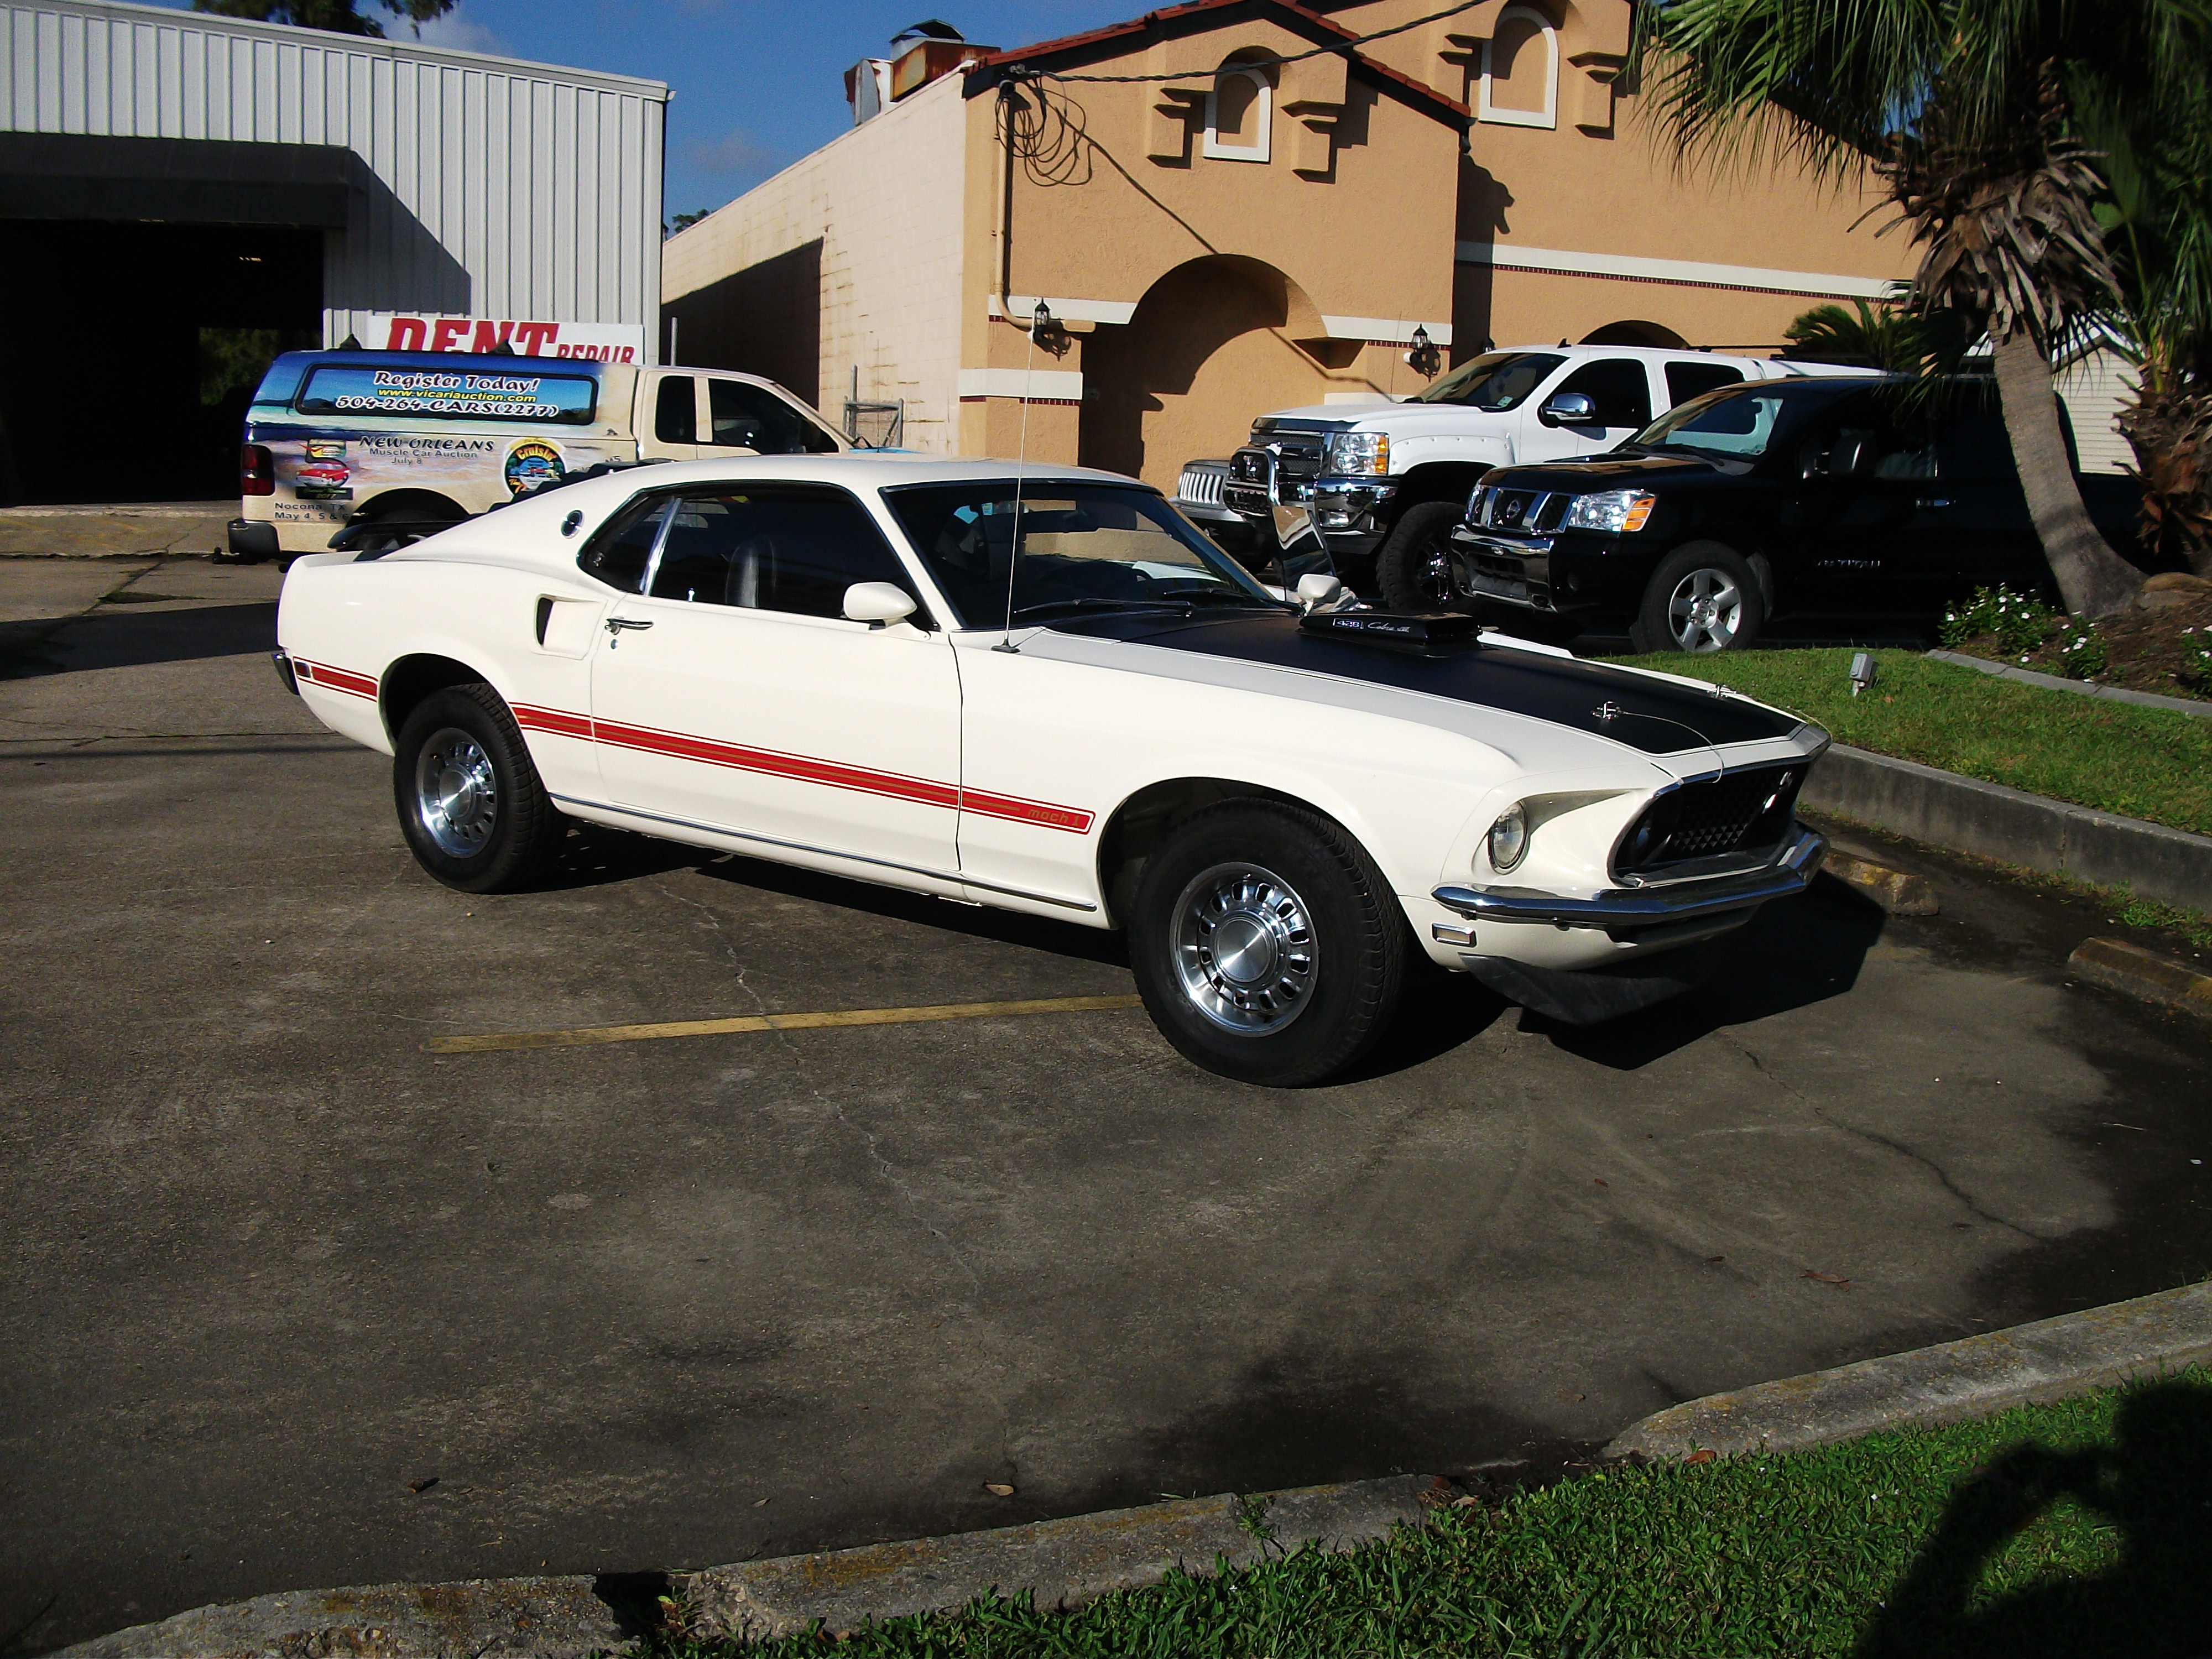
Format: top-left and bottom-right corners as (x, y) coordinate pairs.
(1665, 361), (1747, 405)
(295, 365), (597, 424)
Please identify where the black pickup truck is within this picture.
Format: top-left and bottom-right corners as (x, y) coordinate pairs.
(1434, 376), (2140, 651)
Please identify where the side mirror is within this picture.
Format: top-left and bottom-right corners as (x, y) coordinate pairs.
(1538, 391), (1597, 428)
(1827, 433), (1869, 477)
(1296, 572), (1344, 612)
(842, 581), (917, 628)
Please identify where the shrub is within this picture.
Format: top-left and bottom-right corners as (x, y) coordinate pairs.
(2053, 617), (2109, 680)
(1940, 584), (2056, 655)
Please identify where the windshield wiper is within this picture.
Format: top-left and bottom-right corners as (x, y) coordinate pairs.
(1008, 597), (1189, 622)
(1156, 587), (1284, 608)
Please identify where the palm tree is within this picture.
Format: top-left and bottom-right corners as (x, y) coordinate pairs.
(2074, 77), (2212, 576)
(1632, 0), (2211, 618)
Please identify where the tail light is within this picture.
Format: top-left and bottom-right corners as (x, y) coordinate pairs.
(240, 444), (275, 497)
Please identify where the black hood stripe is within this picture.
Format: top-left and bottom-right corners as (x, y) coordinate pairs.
(1048, 613), (1802, 754)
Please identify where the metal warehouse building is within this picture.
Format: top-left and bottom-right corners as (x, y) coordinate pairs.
(0, 0), (668, 503)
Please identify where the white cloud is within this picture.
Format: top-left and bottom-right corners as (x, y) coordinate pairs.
(409, 9), (516, 57)
(687, 124), (780, 178)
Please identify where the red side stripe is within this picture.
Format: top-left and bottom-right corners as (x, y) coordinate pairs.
(513, 704), (594, 740)
(294, 658), (378, 700)
(591, 718), (966, 813)
(958, 788), (1095, 833)
(509, 703), (1096, 836)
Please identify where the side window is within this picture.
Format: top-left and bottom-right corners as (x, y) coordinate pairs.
(646, 486), (921, 622)
(707, 379), (839, 455)
(1554, 358), (1652, 428)
(1937, 411), (2015, 479)
(577, 495), (671, 593)
(655, 375), (697, 444)
(1665, 361), (1747, 407)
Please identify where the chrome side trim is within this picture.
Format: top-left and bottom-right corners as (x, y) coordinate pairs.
(1435, 827), (1825, 928)
(546, 792), (1100, 913)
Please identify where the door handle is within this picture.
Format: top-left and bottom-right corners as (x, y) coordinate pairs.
(1916, 497), (1955, 510)
(603, 617), (654, 633)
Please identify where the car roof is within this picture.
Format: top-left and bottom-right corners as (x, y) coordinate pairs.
(588, 454), (1162, 491)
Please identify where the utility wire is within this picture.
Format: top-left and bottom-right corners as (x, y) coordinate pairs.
(994, 0), (1493, 86)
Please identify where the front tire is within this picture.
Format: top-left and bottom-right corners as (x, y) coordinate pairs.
(1129, 802), (1410, 1086)
(392, 685), (564, 893)
(1629, 541), (1765, 654)
(1374, 501), (1469, 609)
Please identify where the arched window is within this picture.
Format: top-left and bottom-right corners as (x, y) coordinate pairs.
(1479, 4), (1558, 129)
(1204, 61), (1272, 162)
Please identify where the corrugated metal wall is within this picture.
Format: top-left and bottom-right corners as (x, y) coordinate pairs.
(2056, 346), (2135, 476)
(0, 0), (667, 348)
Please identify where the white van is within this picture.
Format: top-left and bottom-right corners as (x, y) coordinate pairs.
(227, 350), (849, 560)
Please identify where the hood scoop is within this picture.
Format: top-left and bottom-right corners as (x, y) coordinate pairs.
(1297, 609), (1483, 654)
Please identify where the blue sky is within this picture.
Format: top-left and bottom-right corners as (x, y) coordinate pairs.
(145, 1), (1135, 220)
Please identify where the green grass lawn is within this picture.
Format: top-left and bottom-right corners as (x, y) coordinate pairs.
(658, 1370), (2212, 1659)
(1598, 648), (2212, 838)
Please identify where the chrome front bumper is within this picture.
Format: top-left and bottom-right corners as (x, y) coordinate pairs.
(1432, 827), (1827, 935)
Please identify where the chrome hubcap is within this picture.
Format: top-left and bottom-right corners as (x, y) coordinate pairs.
(1667, 567), (1743, 652)
(414, 727), (498, 857)
(1171, 862), (1318, 1035)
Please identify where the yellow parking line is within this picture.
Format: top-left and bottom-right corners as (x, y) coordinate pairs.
(426, 993), (1145, 1054)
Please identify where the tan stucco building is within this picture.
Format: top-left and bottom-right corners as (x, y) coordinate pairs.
(662, 0), (1916, 490)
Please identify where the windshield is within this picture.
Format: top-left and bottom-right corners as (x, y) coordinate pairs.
(1629, 384), (1799, 458)
(883, 481), (1284, 629)
(1411, 351), (1565, 409)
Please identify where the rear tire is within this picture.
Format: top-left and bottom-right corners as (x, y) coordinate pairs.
(392, 685), (564, 893)
(1128, 801), (1410, 1086)
(1375, 501), (1470, 609)
(1629, 541), (1765, 654)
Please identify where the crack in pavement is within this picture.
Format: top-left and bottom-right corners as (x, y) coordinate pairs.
(649, 878), (983, 1300)
(1736, 1040), (2053, 1244)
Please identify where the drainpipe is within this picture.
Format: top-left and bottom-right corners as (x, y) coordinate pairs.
(993, 73), (1021, 325)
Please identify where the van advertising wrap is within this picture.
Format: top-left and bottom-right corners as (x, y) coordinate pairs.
(298, 367), (598, 424)
(264, 432), (618, 524)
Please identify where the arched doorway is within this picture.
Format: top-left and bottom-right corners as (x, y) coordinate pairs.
(1581, 320), (1689, 348)
(1078, 254), (1329, 489)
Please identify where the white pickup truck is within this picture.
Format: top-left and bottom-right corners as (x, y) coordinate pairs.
(1177, 344), (1866, 607)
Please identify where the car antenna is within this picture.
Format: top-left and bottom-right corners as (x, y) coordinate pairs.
(994, 300), (1052, 654)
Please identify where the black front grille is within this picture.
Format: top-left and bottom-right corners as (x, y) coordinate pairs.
(1615, 764), (1805, 878)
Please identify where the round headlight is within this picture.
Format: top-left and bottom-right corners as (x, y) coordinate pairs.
(1487, 802), (1528, 873)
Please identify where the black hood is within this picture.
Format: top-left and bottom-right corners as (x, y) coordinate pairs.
(1487, 451), (1725, 490)
(1051, 612), (1807, 755)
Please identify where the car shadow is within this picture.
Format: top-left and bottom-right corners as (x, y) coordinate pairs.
(1523, 874), (1886, 1070)
(535, 828), (1878, 1071)
(1853, 1377), (2212, 1658)
(539, 822), (1132, 968)
(0, 601), (278, 679)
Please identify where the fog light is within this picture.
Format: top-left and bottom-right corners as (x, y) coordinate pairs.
(1487, 802), (1528, 873)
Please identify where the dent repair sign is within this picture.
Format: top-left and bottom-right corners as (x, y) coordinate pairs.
(359, 315), (646, 363)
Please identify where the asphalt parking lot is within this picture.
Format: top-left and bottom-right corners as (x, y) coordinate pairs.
(4, 556), (2209, 1653)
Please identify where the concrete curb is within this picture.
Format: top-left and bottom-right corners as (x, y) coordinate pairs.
(1820, 848), (1938, 915)
(55, 1574), (638, 1659)
(1927, 648), (2212, 721)
(1799, 744), (2212, 912)
(1604, 1280), (2212, 1463)
(0, 503), (232, 559)
(674, 1476), (1431, 1642)
(58, 1477), (1433, 1657)
(2068, 936), (2212, 1022)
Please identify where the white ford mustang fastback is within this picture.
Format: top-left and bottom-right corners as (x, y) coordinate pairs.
(276, 455), (1828, 1085)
